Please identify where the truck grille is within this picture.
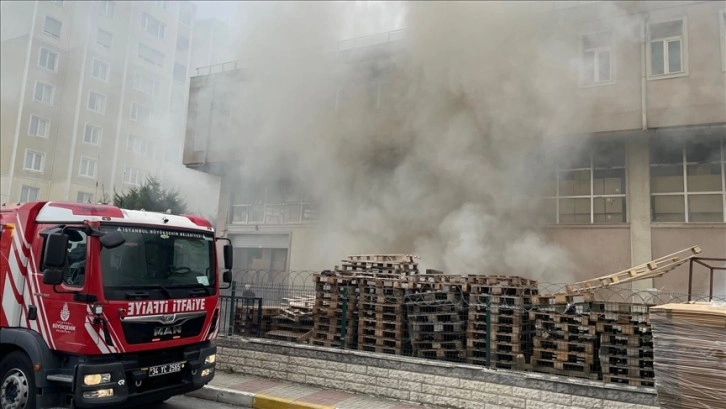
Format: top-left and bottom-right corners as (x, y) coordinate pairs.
(121, 315), (205, 344)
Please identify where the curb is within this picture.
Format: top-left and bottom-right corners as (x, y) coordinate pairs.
(187, 385), (336, 409)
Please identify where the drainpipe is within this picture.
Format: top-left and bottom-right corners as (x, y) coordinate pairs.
(641, 14), (648, 131)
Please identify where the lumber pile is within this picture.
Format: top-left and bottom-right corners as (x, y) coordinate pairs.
(466, 275), (536, 370)
(530, 303), (600, 380)
(650, 302), (726, 409)
(266, 296), (315, 342)
(339, 254), (419, 276)
(593, 302), (654, 387)
(405, 291), (466, 362)
(357, 276), (416, 355)
(309, 273), (358, 348)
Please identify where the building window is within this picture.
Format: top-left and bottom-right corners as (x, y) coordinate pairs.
(87, 91), (106, 114)
(581, 31), (612, 85)
(138, 43), (164, 67)
(77, 191), (94, 203)
(20, 185), (40, 202)
(133, 71), (159, 96)
(651, 136), (725, 223)
(97, 28), (113, 49)
(127, 134), (152, 156)
(141, 13), (165, 39)
(230, 180), (319, 225)
(546, 141), (627, 224)
(23, 149), (45, 172)
(648, 19), (686, 77)
(38, 47), (58, 71)
(79, 156), (97, 178)
(83, 124), (102, 145)
(99, 1), (114, 18)
(34, 81), (54, 104)
(43, 16), (62, 39)
(28, 115), (49, 138)
(124, 166), (146, 186)
(173, 63), (186, 82)
(129, 102), (151, 123)
(91, 58), (109, 81)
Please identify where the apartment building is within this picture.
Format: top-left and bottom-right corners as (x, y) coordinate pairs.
(1, 0), (197, 206)
(184, 1), (726, 294)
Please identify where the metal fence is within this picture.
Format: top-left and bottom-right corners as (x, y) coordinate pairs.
(217, 270), (725, 386)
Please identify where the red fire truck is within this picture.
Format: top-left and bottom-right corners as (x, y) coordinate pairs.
(1, 201), (232, 408)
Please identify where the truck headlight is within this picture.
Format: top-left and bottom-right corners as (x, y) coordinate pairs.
(83, 373), (111, 386)
(204, 354), (216, 364)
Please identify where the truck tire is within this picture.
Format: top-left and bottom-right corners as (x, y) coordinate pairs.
(0, 351), (36, 409)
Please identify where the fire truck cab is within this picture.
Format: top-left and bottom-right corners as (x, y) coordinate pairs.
(1, 201), (232, 408)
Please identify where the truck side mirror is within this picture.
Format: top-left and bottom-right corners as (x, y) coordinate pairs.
(43, 269), (64, 285)
(222, 270), (232, 283)
(43, 233), (68, 268)
(100, 230), (125, 249)
(223, 244), (233, 270)
(42, 233), (68, 285)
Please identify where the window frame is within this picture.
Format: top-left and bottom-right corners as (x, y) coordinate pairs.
(77, 191), (94, 203)
(647, 17), (688, 80)
(82, 123), (102, 146)
(20, 185), (40, 202)
(28, 114), (50, 138)
(133, 70), (160, 96)
(43, 16), (62, 39)
(127, 133), (151, 156)
(650, 136), (726, 223)
(129, 102), (152, 123)
(23, 149), (45, 173)
(546, 142), (628, 225)
(123, 166), (146, 186)
(230, 181), (319, 225)
(141, 13), (166, 40)
(33, 81), (55, 105)
(99, 1), (114, 18)
(579, 30), (615, 87)
(96, 28), (113, 50)
(91, 57), (110, 82)
(137, 43), (164, 68)
(87, 90), (107, 114)
(78, 156), (98, 178)
(38, 47), (59, 72)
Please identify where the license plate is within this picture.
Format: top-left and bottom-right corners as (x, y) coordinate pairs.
(148, 362), (184, 377)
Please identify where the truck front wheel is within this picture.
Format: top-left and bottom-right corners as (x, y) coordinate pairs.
(0, 351), (36, 409)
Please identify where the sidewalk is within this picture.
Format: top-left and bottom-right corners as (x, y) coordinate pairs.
(188, 371), (445, 409)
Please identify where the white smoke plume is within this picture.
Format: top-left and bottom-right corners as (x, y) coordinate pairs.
(211, 1), (636, 281)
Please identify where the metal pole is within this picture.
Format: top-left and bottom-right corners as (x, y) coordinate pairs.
(486, 296), (491, 368)
(256, 298), (262, 337)
(688, 258), (693, 302)
(340, 287), (348, 349)
(709, 267), (714, 302)
(228, 281), (237, 335)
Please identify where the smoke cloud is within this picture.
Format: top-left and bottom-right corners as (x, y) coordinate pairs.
(215, 1), (635, 281)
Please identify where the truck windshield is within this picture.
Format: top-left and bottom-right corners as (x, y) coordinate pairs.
(100, 225), (215, 298)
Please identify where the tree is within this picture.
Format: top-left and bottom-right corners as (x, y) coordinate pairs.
(113, 177), (188, 214)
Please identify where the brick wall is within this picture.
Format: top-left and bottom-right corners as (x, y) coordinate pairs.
(216, 336), (659, 409)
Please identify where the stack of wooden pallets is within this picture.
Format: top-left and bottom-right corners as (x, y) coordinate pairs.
(593, 302), (654, 387)
(266, 296), (315, 342)
(357, 276), (413, 355)
(405, 291), (466, 362)
(309, 273), (358, 348)
(465, 275), (537, 370)
(530, 306), (600, 380)
(339, 254), (419, 276)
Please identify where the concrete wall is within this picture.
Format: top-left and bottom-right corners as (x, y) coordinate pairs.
(652, 226), (726, 296)
(216, 336), (659, 409)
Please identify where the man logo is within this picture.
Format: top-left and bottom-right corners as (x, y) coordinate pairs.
(153, 325), (182, 337)
(60, 303), (70, 322)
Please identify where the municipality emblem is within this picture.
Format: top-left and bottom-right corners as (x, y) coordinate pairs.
(60, 303), (70, 322)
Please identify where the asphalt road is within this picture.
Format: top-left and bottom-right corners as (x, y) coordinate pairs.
(141, 395), (245, 409)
